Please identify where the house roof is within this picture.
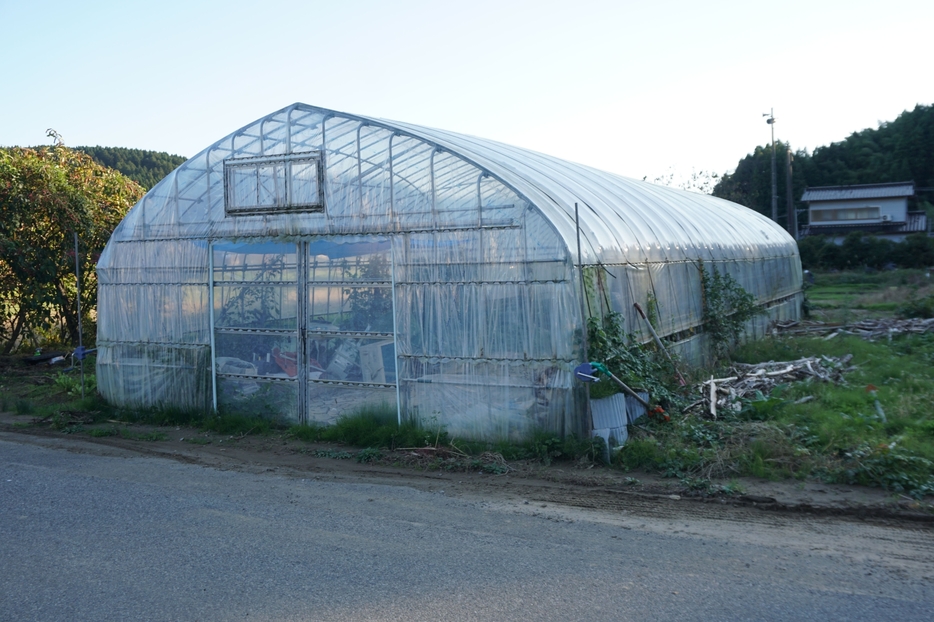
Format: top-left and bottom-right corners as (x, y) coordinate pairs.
(801, 182), (915, 202)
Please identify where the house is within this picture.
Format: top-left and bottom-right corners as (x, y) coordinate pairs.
(95, 103), (801, 441)
(799, 181), (928, 242)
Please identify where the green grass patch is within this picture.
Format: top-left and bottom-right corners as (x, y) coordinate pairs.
(115, 405), (273, 438)
(285, 406), (607, 466)
(201, 413), (272, 436)
(806, 269), (934, 322)
(618, 331), (934, 497)
(288, 405), (433, 450)
(89, 427), (119, 438)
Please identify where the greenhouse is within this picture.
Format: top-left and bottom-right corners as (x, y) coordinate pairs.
(96, 103), (802, 441)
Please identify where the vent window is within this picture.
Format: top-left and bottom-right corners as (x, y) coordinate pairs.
(224, 153), (324, 215)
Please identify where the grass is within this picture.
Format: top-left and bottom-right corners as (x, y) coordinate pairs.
(287, 406), (607, 467)
(287, 405), (433, 449)
(806, 269), (934, 323)
(615, 330), (934, 497)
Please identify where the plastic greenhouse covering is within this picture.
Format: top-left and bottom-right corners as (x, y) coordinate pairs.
(96, 103), (802, 441)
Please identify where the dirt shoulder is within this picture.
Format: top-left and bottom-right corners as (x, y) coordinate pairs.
(2, 411), (932, 526)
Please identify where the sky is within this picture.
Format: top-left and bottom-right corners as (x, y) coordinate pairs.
(1, 0), (931, 186)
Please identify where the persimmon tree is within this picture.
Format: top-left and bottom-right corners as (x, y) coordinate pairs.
(0, 145), (143, 353)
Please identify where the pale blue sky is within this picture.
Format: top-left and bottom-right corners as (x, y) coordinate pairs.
(1, 0), (931, 184)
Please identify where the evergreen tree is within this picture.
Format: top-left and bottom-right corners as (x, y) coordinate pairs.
(713, 104), (934, 219)
(75, 146), (186, 190)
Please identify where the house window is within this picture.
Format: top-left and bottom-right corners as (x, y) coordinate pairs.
(224, 152), (324, 215)
(811, 206), (880, 222)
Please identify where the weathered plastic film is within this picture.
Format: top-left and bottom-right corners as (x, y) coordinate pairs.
(97, 103), (801, 441)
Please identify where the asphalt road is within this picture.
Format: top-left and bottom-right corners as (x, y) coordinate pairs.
(1, 436), (932, 621)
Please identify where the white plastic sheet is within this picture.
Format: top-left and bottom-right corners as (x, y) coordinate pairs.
(97, 103), (801, 440)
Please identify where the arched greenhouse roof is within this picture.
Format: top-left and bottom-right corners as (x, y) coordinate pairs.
(114, 103), (796, 266)
(384, 118), (796, 265)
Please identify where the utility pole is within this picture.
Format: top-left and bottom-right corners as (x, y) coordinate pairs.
(786, 148), (796, 239)
(763, 109), (777, 223)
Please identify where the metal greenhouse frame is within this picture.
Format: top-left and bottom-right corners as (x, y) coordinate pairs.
(96, 103), (802, 441)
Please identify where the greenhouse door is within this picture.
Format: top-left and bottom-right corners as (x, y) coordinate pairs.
(211, 238), (399, 424)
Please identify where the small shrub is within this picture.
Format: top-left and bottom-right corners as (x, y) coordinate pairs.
(712, 480), (745, 495)
(529, 432), (563, 465)
(319, 406), (441, 449)
(897, 294), (934, 319)
(616, 438), (664, 470)
(526, 432), (607, 466)
(89, 427), (119, 438)
(835, 444), (934, 499)
(313, 449), (353, 459)
(15, 400), (34, 415)
(586, 311), (683, 407)
(53, 372), (97, 397)
(699, 261), (763, 361)
(356, 447), (383, 463)
(680, 476), (711, 491)
(287, 423), (323, 442)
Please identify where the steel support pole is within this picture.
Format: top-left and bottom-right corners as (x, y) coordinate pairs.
(74, 232), (84, 399)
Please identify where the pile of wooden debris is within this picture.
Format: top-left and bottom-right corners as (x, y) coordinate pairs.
(773, 318), (934, 340)
(684, 355), (856, 419)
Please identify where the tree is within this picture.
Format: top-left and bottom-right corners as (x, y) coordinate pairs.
(0, 145), (143, 353)
(712, 141), (806, 222)
(76, 146), (186, 190)
(714, 104), (934, 220)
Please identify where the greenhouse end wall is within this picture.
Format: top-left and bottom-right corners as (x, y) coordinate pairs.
(96, 103), (801, 442)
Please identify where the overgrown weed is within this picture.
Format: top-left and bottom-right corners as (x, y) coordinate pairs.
(287, 405), (431, 450)
(615, 332), (934, 497)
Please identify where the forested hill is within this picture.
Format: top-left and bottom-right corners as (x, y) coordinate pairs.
(712, 104), (934, 218)
(75, 146), (187, 190)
